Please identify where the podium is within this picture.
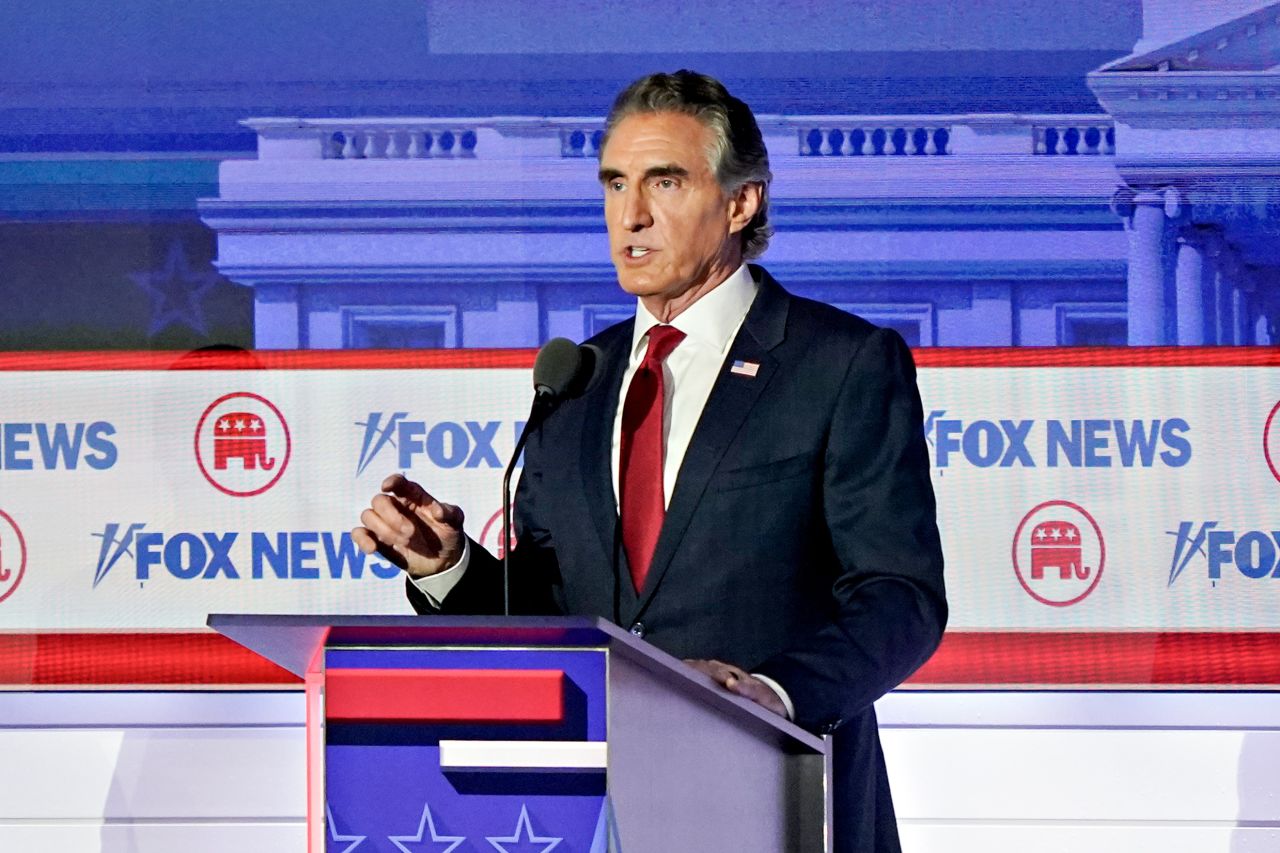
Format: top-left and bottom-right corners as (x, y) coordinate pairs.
(211, 614), (831, 852)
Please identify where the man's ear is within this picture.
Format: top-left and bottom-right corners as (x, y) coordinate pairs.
(726, 182), (762, 235)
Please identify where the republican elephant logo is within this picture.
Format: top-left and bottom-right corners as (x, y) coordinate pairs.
(1012, 500), (1105, 608)
(1029, 520), (1090, 581)
(213, 412), (276, 471)
(195, 392), (291, 498)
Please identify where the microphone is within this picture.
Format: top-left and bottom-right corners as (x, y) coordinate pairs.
(501, 338), (600, 614)
(532, 336), (600, 406)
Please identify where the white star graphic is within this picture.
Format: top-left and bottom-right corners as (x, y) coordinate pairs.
(388, 803), (466, 853)
(217, 418), (230, 432)
(234, 418), (246, 432)
(486, 804), (561, 852)
(326, 803), (366, 853)
(1065, 528), (1077, 541)
(1049, 527), (1062, 541)
(1035, 527), (1048, 541)
(126, 239), (221, 337)
(249, 418), (262, 432)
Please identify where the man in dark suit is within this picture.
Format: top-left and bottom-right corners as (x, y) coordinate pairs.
(353, 70), (946, 852)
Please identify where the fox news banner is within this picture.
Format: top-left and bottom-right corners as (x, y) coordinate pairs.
(1, 348), (1279, 646)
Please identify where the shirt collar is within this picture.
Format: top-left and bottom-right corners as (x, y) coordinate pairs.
(630, 264), (758, 361)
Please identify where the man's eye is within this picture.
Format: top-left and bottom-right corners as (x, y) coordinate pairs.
(656, 178), (676, 189)
(609, 181), (625, 192)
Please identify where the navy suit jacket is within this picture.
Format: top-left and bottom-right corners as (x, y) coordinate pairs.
(409, 265), (947, 852)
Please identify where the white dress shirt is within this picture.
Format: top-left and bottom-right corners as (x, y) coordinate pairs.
(611, 262), (758, 508)
(411, 264), (793, 717)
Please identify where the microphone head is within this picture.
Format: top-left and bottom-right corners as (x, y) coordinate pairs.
(533, 337), (586, 399)
(571, 344), (603, 398)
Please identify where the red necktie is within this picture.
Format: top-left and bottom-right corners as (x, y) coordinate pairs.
(620, 324), (686, 592)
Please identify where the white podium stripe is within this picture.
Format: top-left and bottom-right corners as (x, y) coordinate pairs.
(438, 740), (607, 771)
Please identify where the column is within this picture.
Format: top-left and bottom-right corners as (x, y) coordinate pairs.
(1126, 191), (1170, 345)
(253, 283), (301, 348)
(1211, 242), (1235, 345)
(1233, 281), (1253, 346)
(1213, 245), (1253, 346)
(1258, 270), (1278, 346)
(1174, 229), (1209, 345)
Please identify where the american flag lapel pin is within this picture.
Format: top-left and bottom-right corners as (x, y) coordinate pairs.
(730, 359), (760, 378)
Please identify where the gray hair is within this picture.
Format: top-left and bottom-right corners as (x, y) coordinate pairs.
(601, 70), (773, 260)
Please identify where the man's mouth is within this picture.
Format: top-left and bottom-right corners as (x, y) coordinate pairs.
(625, 246), (653, 258)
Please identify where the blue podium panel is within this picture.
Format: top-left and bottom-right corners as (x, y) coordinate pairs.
(324, 646), (609, 852)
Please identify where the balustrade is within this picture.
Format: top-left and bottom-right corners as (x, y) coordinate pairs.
(244, 115), (1116, 161)
(799, 125), (951, 156)
(327, 126), (478, 159)
(1032, 123), (1116, 156)
(794, 117), (1115, 157)
(559, 128), (607, 158)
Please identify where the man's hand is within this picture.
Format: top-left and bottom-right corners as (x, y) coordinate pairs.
(352, 474), (465, 579)
(684, 658), (787, 718)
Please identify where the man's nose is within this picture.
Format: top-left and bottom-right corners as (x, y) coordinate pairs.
(621, 189), (652, 231)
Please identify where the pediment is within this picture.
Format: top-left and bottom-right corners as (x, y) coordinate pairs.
(1097, 2), (1280, 73)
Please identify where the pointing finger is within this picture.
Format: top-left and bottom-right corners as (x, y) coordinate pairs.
(381, 475), (463, 532)
(361, 506), (409, 548)
(370, 494), (414, 537)
(427, 500), (465, 529)
(351, 527), (378, 555)
(382, 473), (432, 506)
(351, 527), (407, 570)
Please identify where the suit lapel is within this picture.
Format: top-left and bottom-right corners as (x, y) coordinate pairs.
(630, 266), (791, 619)
(577, 321), (638, 612)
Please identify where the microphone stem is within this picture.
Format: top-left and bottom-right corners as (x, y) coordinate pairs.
(501, 458), (513, 617)
(502, 392), (552, 616)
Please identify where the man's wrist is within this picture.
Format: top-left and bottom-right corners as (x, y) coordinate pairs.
(407, 538), (471, 607)
(750, 672), (795, 721)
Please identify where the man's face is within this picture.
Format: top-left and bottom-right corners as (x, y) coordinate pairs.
(598, 111), (757, 317)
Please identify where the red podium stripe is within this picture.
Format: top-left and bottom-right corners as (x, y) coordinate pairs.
(0, 633), (298, 686)
(325, 668), (566, 722)
(1, 632), (1278, 689)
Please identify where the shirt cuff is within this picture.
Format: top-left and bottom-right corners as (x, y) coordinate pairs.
(750, 672), (795, 721)
(407, 538), (471, 608)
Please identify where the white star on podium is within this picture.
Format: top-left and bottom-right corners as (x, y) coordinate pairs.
(326, 803), (366, 853)
(486, 804), (562, 852)
(389, 803), (465, 853)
